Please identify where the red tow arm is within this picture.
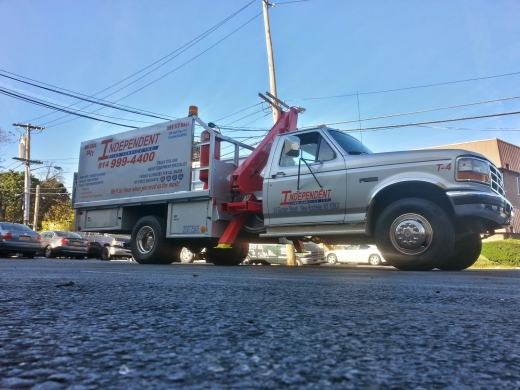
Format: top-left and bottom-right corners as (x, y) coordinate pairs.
(217, 107), (300, 248)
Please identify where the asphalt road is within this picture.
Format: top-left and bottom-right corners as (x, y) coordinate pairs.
(1, 258), (519, 390)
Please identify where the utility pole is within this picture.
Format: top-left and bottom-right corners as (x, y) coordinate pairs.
(12, 123), (44, 226)
(262, 0), (295, 265)
(33, 184), (40, 230)
(262, 0), (280, 123)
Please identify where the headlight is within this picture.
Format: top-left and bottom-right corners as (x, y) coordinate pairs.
(456, 157), (490, 184)
(111, 240), (124, 246)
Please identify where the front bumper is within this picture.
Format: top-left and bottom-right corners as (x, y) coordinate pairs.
(109, 246), (132, 257)
(447, 191), (514, 227)
(298, 256), (326, 265)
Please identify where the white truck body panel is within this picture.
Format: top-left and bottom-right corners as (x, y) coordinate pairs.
(76, 117), (195, 208)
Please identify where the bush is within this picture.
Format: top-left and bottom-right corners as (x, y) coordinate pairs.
(481, 239), (520, 267)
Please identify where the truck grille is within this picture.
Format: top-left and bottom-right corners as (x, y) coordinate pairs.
(489, 164), (505, 196)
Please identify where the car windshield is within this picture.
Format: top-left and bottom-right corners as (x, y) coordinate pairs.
(56, 231), (82, 238)
(327, 129), (372, 155)
(0, 223), (35, 232)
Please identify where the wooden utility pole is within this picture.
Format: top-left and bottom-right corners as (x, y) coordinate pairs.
(262, 0), (280, 123)
(12, 123), (44, 226)
(262, 0), (295, 265)
(33, 184), (40, 230)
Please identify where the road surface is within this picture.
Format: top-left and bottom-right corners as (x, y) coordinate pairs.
(1, 258), (519, 389)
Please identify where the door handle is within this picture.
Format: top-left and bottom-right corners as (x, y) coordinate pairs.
(272, 172), (285, 178)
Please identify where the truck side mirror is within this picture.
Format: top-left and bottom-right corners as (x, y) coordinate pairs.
(284, 136), (300, 157)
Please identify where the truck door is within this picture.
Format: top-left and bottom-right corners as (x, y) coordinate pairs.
(264, 131), (347, 226)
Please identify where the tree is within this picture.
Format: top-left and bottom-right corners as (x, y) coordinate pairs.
(0, 170), (25, 222)
(0, 127), (15, 169)
(40, 202), (74, 231)
(0, 169), (71, 229)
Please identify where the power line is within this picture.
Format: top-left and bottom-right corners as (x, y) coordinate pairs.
(0, 73), (172, 120)
(0, 87), (136, 128)
(0, 86), (157, 124)
(43, 11), (263, 130)
(295, 70), (520, 101)
(19, 1), (256, 125)
(417, 125), (520, 132)
(301, 94), (520, 128)
(214, 102), (264, 122)
(339, 110), (520, 132)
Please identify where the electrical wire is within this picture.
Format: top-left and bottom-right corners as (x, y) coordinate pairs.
(0, 73), (172, 120)
(0, 88), (136, 128)
(214, 102), (264, 122)
(1, 86), (158, 124)
(17, 1), (256, 125)
(300, 94), (520, 129)
(43, 11), (263, 130)
(295, 70), (520, 101)
(339, 110), (520, 132)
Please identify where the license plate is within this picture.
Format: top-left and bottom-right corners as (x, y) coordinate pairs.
(20, 236), (30, 241)
(73, 242), (80, 246)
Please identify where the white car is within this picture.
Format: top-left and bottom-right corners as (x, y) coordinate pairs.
(325, 244), (387, 266)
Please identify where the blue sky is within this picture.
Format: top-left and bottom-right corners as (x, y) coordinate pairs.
(1, 0), (519, 191)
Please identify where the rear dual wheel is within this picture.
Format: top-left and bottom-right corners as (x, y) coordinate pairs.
(131, 216), (181, 265)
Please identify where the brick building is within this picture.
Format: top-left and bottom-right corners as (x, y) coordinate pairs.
(426, 138), (519, 234)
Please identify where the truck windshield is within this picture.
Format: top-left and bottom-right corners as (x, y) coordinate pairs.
(327, 129), (372, 155)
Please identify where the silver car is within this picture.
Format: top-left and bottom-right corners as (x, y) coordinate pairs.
(325, 244), (387, 266)
(0, 222), (41, 258)
(40, 231), (90, 259)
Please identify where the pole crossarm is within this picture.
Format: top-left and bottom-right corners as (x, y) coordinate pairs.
(12, 157), (43, 165)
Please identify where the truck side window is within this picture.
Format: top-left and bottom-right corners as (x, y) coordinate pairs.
(279, 132), (336, 167)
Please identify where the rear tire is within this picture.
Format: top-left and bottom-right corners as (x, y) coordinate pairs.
(368, 254), (382, 266)
(206, 243), (248, 266)
(131, 216), (171, 264)
(180, 247), (195, 263)
(375, 198), (455, 271)
(44, 246), (56, 259)
(437, 233), (482, 271)
(101, 246), (111, 261)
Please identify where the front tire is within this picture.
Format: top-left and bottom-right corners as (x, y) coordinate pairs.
(326, 254), (338, 265)
(375, 198), (455, 271)
(437, 233), (482, 271)
(131, 216), (172, 264)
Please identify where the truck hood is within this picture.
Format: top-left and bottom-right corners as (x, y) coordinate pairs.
(344, 148), (488, 169)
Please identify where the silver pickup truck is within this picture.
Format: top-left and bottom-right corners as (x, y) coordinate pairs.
(259, 129), (514, 271)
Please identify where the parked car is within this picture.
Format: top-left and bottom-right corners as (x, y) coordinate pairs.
(76, 232), (132, 260)
(325, 244), (387, 266)
(245, 242), (325, 266)
(0, 222), (41, 258)
(39, 231), (90, 259)
(180, 247), (206, 263)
